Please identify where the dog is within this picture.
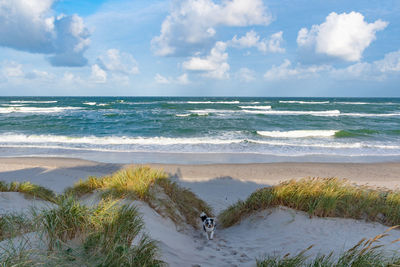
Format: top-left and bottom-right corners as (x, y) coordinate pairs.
(200, 212), (216, 240)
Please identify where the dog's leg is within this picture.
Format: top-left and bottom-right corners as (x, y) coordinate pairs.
(210, 231), (214, 240)
(205, 232), (210, 240)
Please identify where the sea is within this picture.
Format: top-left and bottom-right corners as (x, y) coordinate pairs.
(0, 97), (399, 164)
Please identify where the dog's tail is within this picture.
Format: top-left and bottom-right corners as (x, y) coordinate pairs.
(200, 212), (207, 222)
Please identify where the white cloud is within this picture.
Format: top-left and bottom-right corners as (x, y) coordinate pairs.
(176, 73), (190, 85)
(1, 61), (24, 78)
(331, 50), (400, 80)
(264, 50), (400, 81)
(154, 73), (190, 85)
(0, 0), (90, 66)
(91, 64), (107, 83)
(231, 30), (285, 53)
(152, 0), (271, 56)
(297, 12), (387, 62)
(97, 49), (139, 75)
(235, 68), (256, 82)
(182, 41), (229, 79)
(264, 59), (331, 80)
(25, 70), (53, 81)
(154, 73), (171, 84)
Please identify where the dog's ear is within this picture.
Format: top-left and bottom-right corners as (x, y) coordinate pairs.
(200, 212), (207, 221)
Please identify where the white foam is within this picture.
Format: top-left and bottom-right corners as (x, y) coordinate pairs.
(0, 134), (243, 145)
(257, 130), (338, 138)
(98, 103), (109, 106)
(1, 104), (24, 107)
(83, 102), (97, 106)
(279, 101), (329, 104)
(176, 114), (191, 117)
(10, 100), (58, 104)
(247, 139), (400, 149)
(0, 107), (80, 114)
(242, 109), (340, 116)
(239, 106), (271, 110)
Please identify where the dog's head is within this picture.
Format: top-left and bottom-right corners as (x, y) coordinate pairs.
(204, 218), (215, 229)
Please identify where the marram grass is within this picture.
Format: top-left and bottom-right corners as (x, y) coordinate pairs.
(0, 180), (56, 202)
(13, 197), (165, 266)
(219, 177), (400, 228)
(257, 227), (400, 267)
(65, 166), (168, 201)
(66, 166), (213, 228)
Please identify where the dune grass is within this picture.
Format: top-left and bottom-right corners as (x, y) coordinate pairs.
(27, 196), (164, 266)
(66, 166), (213, 228)
(257, 228), (400, 267)
(0, 213), (33, 241)
(219, 177), (400, 228)
(0, 181), (56, 202)
(65, 166), (168, 201)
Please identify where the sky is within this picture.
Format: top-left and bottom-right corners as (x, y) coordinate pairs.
(0, 0), (399, 97)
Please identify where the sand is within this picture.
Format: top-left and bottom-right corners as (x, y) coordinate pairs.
(1, 157), (400, 266)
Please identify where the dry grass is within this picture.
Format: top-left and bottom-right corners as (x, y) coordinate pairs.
(66, 166), (212, 228)
(257, 227), (400, 266)
(219, 177), (400, 228)
(0, 181), (56, 202)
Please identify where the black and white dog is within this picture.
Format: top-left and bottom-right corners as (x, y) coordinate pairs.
(200, 212), (216, 240)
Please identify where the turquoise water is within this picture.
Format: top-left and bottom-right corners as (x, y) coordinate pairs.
(0, 97), (399, 163)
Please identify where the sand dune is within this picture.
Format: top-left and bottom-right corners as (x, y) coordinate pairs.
(1, 157), (400, 266)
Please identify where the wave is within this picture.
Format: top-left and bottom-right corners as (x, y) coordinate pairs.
(246, 139), (400, 150)
(83, 102), (97, 106)
(335, 102), (370, 105)
(0, 107), (80, 114)
(10, 100), (58, 104)
(239, 106), (271, 110)
(187, 101), (240, 104)
(279, 101), (329, 104)
(1, 104), (24, 107)
(0, 134), (243, 145)
(242, 109), (340, 116)
(334, 129), (379, 138)
(341, 113), (400, 117)
(257, 130), (337, 138)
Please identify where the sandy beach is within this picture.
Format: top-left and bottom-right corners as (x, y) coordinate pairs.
(1, 157), (400, 266)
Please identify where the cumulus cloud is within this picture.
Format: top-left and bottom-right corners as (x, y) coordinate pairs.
(97, 49), (139, 75)
(235, 68), (256, 82)
(152, 0), (271, 56)
(264, 59), (331, 80)
(1, 61), (24, 78)
(231, 30), (285, 53)
(331, 50), (400, 80)
(91, 64), (107, 83)
(154, 73), (190, 85)
(297, 12), (387, 62)
(182, 41), (229, 79)
(0, 0), (90, 66)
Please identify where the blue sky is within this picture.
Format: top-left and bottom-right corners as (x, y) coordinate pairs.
(0, 0), (399, 96)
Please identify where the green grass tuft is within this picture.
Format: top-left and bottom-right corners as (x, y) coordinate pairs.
(0, 213), (33, 241)
(0, 180), (56, 202)
(257, 229), (400, 266)
(66, 166), (213, 228)
(219, 177), (400, 228)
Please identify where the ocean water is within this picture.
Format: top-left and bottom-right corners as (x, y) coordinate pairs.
(0, 97), (399, 163)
